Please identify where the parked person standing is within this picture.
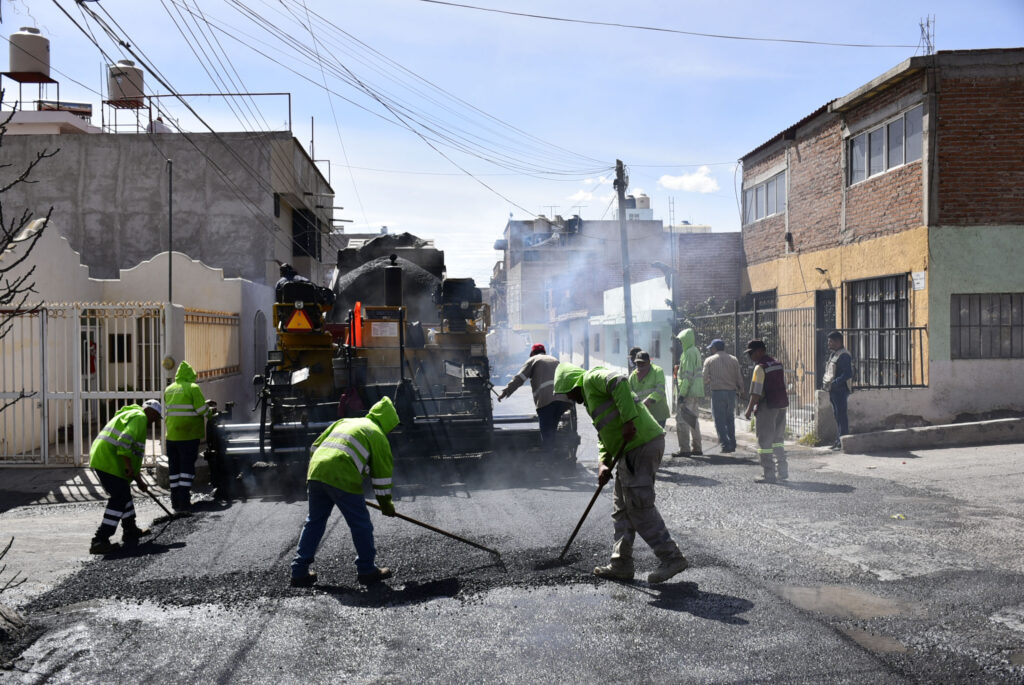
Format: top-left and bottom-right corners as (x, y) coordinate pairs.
(164, 361), (216, 512)
(674, 328), (704, 457)
(290, 397), (399, 587)
(822, 331), (854, 450)
(554, 363), (689, 584)
(629, 350), (670, 428)
(496, 343), (572, 448)
(743, 340), (789, 483)
(88, 400), (162, 554)
(702, 339), (744, 453)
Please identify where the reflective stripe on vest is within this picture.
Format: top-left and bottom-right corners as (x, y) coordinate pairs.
(322, 432), (371, 474)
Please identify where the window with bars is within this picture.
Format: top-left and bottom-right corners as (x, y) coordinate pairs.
(846, 275), (912, 387)
(950, 293), (1024, 359)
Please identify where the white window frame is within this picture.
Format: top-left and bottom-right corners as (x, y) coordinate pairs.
(847, 104), (923, 187)
(742, 170), (787, 226)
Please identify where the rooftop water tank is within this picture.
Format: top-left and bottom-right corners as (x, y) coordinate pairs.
(635, 193), (651, 210)
(108, 60), (144, 103)
(9, 27), (49, 77)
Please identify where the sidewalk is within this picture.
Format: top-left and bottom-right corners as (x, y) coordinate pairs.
(665, 411), (823, 458)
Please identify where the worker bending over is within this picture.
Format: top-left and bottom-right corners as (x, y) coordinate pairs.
(88, 400), (162, 554)
(497, 343), (571, 447)
(554, 364), (688, 583)
(290, 397), (399, 587)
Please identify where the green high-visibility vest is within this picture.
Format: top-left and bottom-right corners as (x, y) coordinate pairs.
(90, 405), (148, 480)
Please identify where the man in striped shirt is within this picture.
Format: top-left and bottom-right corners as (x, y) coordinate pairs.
(290, 396), (399, 587)
(497, 343), (571, 447)
(88, 399), (162, 554)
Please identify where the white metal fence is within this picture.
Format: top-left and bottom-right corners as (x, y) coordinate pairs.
(0, 303), (166, 466)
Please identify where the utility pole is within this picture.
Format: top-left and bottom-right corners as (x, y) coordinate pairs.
(614, 159), (634, 358)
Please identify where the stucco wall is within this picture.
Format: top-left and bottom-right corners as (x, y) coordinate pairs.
(0, 132), (322, 284)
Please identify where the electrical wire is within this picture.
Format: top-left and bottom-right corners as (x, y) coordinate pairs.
(415, 1), (920, 49)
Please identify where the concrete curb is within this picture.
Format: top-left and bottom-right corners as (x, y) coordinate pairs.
(841, 417), (1024, 453)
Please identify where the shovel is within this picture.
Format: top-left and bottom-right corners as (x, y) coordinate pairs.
(134, 481), (191, 523)
(366, 500), (502, 561)
(557, 448), (625, 560)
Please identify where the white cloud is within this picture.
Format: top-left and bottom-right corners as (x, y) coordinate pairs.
(583, 175), (611, 186)
(568, 190), (593, 202)
(658, 166), (720, 194)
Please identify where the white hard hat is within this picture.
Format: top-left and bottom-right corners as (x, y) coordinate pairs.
(142, 399), (163, 415)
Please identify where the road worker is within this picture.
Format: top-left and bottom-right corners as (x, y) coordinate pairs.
(674, 328), (704, 457)
(88, 399), (162, 554)
(554, 363), (688, 583)
(743, 339), (789, 483)
(290, 396), (399, 587)
(497, 343), (572, 447)
(629, 350), (670, 428)
(163, 361), (216, 511)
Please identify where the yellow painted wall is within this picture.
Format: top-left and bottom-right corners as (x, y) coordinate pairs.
(744, 225), (930, 385)
(744, 225), (929, 327)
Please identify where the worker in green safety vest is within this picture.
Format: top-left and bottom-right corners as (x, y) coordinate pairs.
(163, 361), (216, 511)
(88, 399), (162, 554)
(554, 363), (688, 584)
(629, 350), (670, 428)
(290, 396), (399, 588)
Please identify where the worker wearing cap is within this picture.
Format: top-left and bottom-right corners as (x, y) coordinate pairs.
(87, 399), (162, 554)
(702, 339), (744, 453)
(743, 339), (789, 483)
(674, 328), (704, 457)
(290, 396), (400, 587)
(275, 262), (310, 301)
(163, 361), (216, 512)
(629, 350), (669, 428)
(496, 343), (571, 447)
(554, 363), (688, 584)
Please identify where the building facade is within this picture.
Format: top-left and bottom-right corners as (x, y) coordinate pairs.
(739, 48), (1024, 432)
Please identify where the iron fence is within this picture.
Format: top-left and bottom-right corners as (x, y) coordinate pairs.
(832, 326), (927, 389)
(685, 306), (817, 438)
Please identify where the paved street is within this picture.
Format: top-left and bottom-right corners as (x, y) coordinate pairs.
(2, 405), (1024, 683)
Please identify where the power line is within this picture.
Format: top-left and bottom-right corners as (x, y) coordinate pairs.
(415, 0), (920, 49)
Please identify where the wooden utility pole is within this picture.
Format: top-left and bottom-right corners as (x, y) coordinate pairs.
(614, 159), (634, 357)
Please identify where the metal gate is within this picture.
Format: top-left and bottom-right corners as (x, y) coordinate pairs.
(0, 304), (166, 466)
(686, 305), (817, 438)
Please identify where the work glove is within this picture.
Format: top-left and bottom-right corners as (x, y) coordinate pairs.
(598, 463), (612, 487)
(377, 496), (396, 517)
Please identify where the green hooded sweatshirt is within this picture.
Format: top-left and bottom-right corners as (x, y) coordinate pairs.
(164, 361), (210, 441)
(307, 397), (399, 506)
(676, 329), (705, 398)
(90, 404), (148, 480)
(554, 364), (664, 466)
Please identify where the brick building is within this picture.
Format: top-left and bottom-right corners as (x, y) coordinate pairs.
(491, 209), (741, 367)
(739, 48), (1024, 434)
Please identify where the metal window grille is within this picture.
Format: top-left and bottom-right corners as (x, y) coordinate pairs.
(950, 293), (1024, 359)
(844, 275), (925, 387)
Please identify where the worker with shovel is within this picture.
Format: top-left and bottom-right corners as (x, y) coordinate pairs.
(554, 364), (688, 583)
(88, 399), (162, 554)
(290, 396), (399, 587)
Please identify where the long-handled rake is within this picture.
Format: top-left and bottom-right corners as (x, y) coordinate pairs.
(366, 500), (502, 562)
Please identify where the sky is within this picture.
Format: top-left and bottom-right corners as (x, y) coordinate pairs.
(3, 0), (1023, 283)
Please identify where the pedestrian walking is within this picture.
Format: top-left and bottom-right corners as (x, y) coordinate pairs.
(88, 400), (162, 554)
(673, 328), (704, 457)
(290, 397), (399, 587)
(163, 361), (216, 512)
(742, 340), (789, 484)
(822, 331), (854, 450)
(702, 339), (744, 453)
(629, 350), (670, 428)
(497, 343), (572, 448)
(554, 363), (689, 584)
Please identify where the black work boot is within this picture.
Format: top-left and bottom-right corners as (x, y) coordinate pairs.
(290, 570), (318, 587)
(90, 536), (120, 554)
(357, 567), (393, 585)
(121, 519), (151, 541)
